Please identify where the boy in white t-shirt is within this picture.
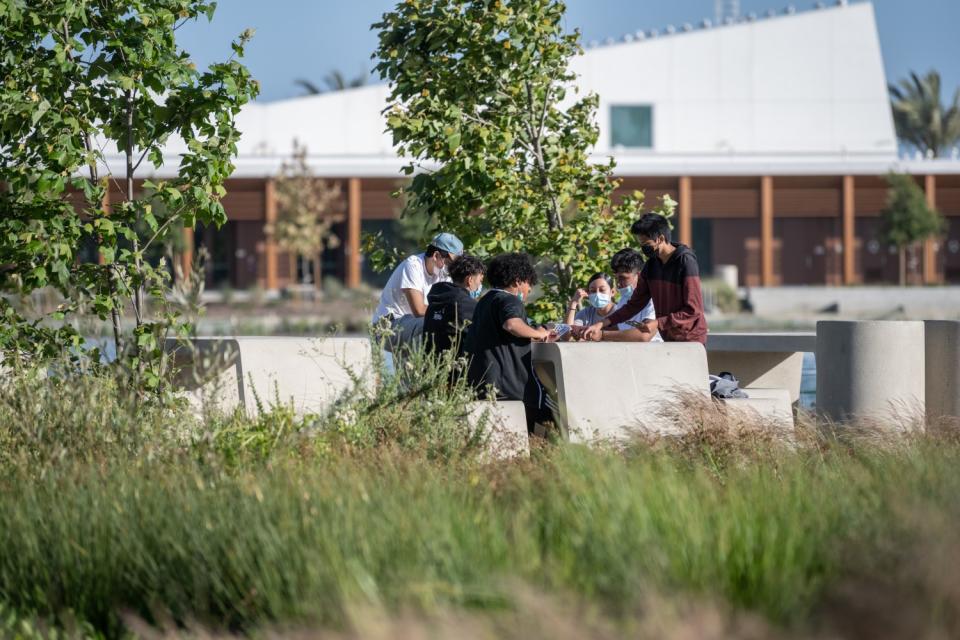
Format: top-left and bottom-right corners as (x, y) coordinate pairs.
(372, 232), (464, 351)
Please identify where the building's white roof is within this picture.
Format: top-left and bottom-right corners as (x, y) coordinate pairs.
(112, 1), (960, 179)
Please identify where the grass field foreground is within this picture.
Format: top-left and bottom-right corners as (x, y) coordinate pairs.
(0, 358), (958, 639)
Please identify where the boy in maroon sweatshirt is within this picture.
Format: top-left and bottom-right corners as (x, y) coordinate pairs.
(584, 213), (707, 344)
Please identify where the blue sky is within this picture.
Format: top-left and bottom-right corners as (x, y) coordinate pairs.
(177, 0), (960, 103)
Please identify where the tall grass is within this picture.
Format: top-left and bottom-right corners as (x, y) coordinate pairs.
(1, 358), (960, 638)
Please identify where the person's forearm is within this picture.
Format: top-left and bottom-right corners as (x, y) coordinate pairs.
(504, 319), (543, 340)
(604, 295), (651, 327)
(563, 305), (577, 326)
(508, 325), (543, 340)
(603, 304), (633, 327)
(402, 288), (427, 317)
(601, 326), (655, 342)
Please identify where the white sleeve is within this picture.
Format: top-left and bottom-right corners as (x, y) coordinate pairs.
(623, 299), (656, 326)
(638, 299), (656, 322)
(398, 256), (425, 292)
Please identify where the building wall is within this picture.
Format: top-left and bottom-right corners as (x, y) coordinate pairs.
(571, 3), (896, 158)
(206, 172), (960, 290)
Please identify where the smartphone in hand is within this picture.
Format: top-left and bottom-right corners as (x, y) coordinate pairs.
(546, 323), (571, 342)
(624, 319), (657, 333)
(568, 324), (587, 340)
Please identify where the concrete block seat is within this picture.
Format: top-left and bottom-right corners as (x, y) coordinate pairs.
(721, 388), (794, 433)
(925, 320), (960, 420)
(532, 342), (711, 443)
(467, 401), (530, 459)
(532, 342), (795, 443)
(705, 333), (815, 404)
(817, 321), (925, 426)
(164, 336), (374, 416)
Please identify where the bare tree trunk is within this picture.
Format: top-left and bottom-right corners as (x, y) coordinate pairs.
(899, 246), (906, 287)
(125, 90), (144, 333)
(299, 254), (308, 285)
(62, 22), (123, 355)
(313, 252), (322, 292)
(66, 15), (123, 357)
(83, 133), (124, 356)
(524, 81), (573, 294)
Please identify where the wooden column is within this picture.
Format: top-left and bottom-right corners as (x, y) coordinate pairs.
(923, 174), (939, 284)
(760, 176), (775, 286)
(842, 175), (856, 285)
(678, 176), (693, 247)
(264, 178), (279, 291)
(180, 226), (194, 281)
(346, 177), (362, 289)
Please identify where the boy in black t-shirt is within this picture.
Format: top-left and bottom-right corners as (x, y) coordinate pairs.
(465, 253), (550, 433)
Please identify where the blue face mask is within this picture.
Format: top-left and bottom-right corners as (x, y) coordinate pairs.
(589, 292), (611, 308)
(470, 286), (483, 300)
(618, 285), (634, 300)
(516, 290), (524, 302)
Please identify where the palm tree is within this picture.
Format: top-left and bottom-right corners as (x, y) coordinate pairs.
(295, 70), (367, 96)
(889, 70), (960, 158)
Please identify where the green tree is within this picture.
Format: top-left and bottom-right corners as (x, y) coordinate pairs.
(880, 173), (945, 286)
(0, 1), (258, 385)
(889, 70), (960, 158)
(372, 0), (672, 321)
(266, 142), (344, 288)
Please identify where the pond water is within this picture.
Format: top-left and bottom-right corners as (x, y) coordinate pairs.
(800, 352), (816, 411)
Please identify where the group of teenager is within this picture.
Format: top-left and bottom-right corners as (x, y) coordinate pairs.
(371, 213), (708, 431)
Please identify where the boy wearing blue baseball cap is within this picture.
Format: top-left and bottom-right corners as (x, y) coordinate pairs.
(372, 232), (464, 351)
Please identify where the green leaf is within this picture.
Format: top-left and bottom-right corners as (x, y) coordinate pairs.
(446, 132), (461, 152)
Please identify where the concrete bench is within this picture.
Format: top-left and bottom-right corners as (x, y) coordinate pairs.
(723, 388), (794, 434)
(532, 342), (794, 443)
(467, 401), (530, 459)
(164, 336), (373, 416)
(532, 342), (711, 442)
(925, 320), (960, 420)
(705, 333), (814, 404)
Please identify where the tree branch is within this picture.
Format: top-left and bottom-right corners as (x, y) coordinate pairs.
(525, 80), (562, 231)
(141, 206), (189, 254)
(66, 9), (125, 357)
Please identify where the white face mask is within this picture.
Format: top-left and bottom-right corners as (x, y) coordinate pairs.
(433, 256), (448, 277)
(589, 292), (611, 308)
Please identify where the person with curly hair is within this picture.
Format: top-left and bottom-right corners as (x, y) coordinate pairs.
(423, 254), (485, 357)
(465, 252), (551, 432)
